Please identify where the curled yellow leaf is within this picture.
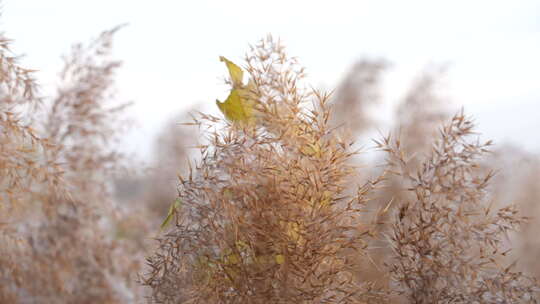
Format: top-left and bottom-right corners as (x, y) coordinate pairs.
(219, 56), (244, 88)
(216, 57), (257, 126)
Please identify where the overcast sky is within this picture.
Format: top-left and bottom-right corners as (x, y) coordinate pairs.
(3, 0), (539, 159)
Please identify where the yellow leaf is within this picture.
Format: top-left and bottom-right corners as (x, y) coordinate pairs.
(275, 254), (285, 265)
(216, 89), (254, 124)
(220, 56), (244, 88)
(216, 57), (257, 126)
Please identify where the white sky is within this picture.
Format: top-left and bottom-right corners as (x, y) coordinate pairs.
(3, 0), (539, 159)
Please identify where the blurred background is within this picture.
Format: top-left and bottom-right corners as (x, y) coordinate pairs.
(3, 0), (539, 160)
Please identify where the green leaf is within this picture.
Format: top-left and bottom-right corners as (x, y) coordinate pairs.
(160, 198), (183, 230)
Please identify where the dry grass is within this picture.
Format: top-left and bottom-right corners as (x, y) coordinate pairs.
(1, 25), (147, 302)
(377, 112), (538, 303)
(1, 10), (539, 304)
(330, 58), (388, 137)
(142, 109), (200, 221)
(143, 37), (386, 303)
(0, 30), (65, 208)
(142, 38), (539, 303)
